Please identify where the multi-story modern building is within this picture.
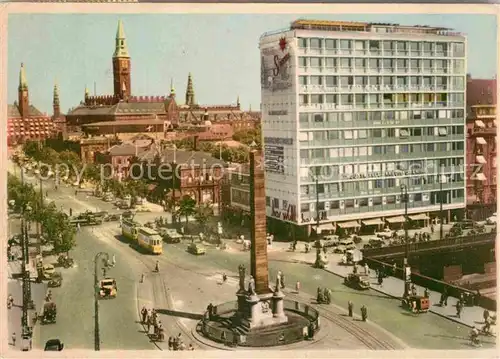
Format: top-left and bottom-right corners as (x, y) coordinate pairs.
(260, 19), (467, 238)
(465, 75), (497, 219)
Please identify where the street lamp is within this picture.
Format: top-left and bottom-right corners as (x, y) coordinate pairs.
(94, 252), (110, 351)
(439, 174), (448, 241)
(314, 170), (321, 246)
(400, 184), (410, 297)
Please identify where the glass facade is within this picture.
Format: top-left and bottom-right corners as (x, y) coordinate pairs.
(296, 36), (466, 220)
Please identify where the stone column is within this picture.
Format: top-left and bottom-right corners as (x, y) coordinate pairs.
(272, 290), (286, 320)
(245, 293), (261, 328)
(249, 151), (270, 294)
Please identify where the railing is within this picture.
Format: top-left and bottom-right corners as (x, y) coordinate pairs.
(472, 127), (497, 136)
(364, 257), (496, 311)
(299, 117), (462, 129)
(362, 232), (496, 258)
(299, 135), (465, 148)
(200, 300), (319, 347)
(300, 84), (458, 93)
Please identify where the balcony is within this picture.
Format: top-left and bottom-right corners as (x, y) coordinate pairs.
(298, 101), (463, 112)
(472, 127), (497, 137)
(299, 117), (461, 130)
(299, 84), (455, 94)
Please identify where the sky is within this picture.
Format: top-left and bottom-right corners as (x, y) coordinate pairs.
(7, 13), (497, 115)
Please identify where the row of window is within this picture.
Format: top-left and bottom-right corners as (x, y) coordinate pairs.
(299, 126), (464, 142)
(298, 189), (465, 212)
(301, 142), (465, 159)
(299, 93), (464, 106)
(297, 38), (465, 57)
(301, 175), (463, 195)
(298, 57), (464, 72)
(299, 75), (465, 88)
(298, 109), (465, 123)
(302, 157), (465, 179)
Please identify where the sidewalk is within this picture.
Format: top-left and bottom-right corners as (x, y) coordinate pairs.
(225, 238), (496, 329)
(7, 279), (48, 351)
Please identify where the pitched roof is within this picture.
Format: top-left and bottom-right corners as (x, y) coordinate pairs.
(67, 105), (117, 116)
(8, 104), (44, 118)
(107, 143), (149, 156)
(139, 148), (227, 168)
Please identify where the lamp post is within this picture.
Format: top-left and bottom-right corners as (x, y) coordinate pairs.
(94, 252), (110, 351)
(439, 174), (447, 241)
(400, 184), (410, 297)
(314, 173), (320, 246)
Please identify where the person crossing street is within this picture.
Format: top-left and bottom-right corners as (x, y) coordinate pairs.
(361, 305), (367, 321)
(348, 301), (353, 317)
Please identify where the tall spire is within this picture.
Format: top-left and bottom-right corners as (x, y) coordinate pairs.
(113, 20), (129, 58)
(85, 85), (89, 99)
(170, 78), (175, 97)
(185, 72), (195, 106)
(53, 83), (59, 104)
(237, 95), (240, 107)
(53, 82), (60, 118)
(18, 63), (28, 91)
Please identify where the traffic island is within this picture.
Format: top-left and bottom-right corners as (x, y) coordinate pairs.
(197, 299), (319, 347)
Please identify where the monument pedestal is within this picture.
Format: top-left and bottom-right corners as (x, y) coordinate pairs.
(239, 292), (288, 330)
(272, 289), (288, 324)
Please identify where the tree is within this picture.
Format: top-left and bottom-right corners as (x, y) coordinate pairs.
(194, 203), (213, 238)
(176, 195), (196, 230)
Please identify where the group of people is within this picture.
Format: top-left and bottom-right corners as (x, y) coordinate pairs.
(347, 300), (368, 321)
(140, 307), (164, 341)
(168, 333), (194, 351)
(316, 287), (332, 304)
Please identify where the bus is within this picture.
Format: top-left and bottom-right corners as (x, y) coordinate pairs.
(137, 227), (163, 255)
(121, 219), (141, 241)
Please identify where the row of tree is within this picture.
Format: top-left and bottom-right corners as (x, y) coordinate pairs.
(8, 173), (76, 255)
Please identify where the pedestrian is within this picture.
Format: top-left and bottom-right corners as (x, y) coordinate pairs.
(270, 234), (274, 245)
(295, 281), (300, 294)
(353, 265), (358, 274)
(456, 301), (463, 318)
(348, 301), (353, 317)
(443, 287), (448, 306)
(141, 306), (147, 323)
(280, 273), (285, 289)
(424, 288), (429, 298)
(168, 336), (174, 350)
(392, 263), (397, 275)
(141, 273), (145, 283)
(7, 294), (13, 309)
(364, 263), (369, 275)
(431, 224), (434, 234)
(147, 314), (152, 333)
(483, 309), (490, 323)
(361, 305), (367, 321)
(11, 332), (16, 347)
(411, 283), (417, 296)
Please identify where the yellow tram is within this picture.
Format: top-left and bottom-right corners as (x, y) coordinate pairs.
(121, 220), (163, 255)
(137, 227), (163, 255)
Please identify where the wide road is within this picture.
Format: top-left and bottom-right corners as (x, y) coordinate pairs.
(12, 165), (495, 350)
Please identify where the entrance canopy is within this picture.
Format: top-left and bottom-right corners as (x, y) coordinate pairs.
(409, 213), (429, 221)
(313, 223), (335, 233)
(337, 221), (361, 229)
(362, 218), (384, 226)
(385, 216), (406, 223)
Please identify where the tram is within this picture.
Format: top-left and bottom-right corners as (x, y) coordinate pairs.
(137, 227), (163, 255)
(121, 219), (141, 241)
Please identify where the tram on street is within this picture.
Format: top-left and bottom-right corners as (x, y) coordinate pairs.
(137, 227), (163, 255)
(121, 219), (141, 241)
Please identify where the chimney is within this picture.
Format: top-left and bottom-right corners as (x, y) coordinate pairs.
(193, 135), (199, 151)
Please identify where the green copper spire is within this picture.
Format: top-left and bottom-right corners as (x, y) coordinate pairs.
(185, 72), (195, 106)
(18, 63), (28, 91)
(170, 78), (175, 96)
(53, 83), (59, 104)
(85, 86), (89, 98)
(113, 20), (130, 58)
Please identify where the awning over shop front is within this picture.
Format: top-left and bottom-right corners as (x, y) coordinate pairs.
(313, 223), (335, 233)
(476, 137), (487, 145)
(476, 173), (487, 181)
(362, 218), (384, 226)
(409, 213), (430, 221)
(476, 155), (487, 164)
(475, 120), (486, 128)
(337, 221), (361, 229)
(385, 216), (406, 223)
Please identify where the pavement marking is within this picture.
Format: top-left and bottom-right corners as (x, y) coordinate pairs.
(313, 274), (322, 280)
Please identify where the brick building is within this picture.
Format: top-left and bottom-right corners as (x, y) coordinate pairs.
(7, 63), (56, 147)
(466, 75), (497, 218)
(65, 20), (260, 138)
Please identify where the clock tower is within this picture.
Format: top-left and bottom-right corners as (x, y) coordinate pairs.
(112, 20), (131, 100)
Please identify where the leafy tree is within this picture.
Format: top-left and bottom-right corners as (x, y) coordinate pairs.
(194, 203), (213, 238)
(176, 195), (197, 230)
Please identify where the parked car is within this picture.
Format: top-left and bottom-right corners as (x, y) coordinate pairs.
(333, 245), (347, 254)
(48, 272), (62, 288)
(317, 235), (340, 248)
(486, 214), (497, 225)
(375, 228), (394, 239)
(99, 278), (117, 299)
(42, 264), (55, 279)
(344, 273), (370, 290)
(368, 238), (385, 248)
(339, 239), (356, 250)
(163, 229), (182, 243)
(44, 339), (64, 351)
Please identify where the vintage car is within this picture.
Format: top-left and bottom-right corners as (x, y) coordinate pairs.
(99, 278), (117, 299)
(163, 229), (182, 243)
(402, 295), (430, 313)
(44, 339), (64, 351)
(344, 273), (370, 290)
(105, 214), (121, 222)
(122, 210), (135, 219)
(187, 243), (206, 255)
(42, 264), (55, 279)
(368, 238), (385, 248)
(339, 239), (356, 250)
(333, 245), (347, 254)
(486, 214), (497, 225)
(375, 228), (394, 239)
(317, 235), (340, 248)
(48, 272), (62, 288)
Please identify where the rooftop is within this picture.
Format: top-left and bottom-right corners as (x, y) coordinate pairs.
(263, 19), (461, 38)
